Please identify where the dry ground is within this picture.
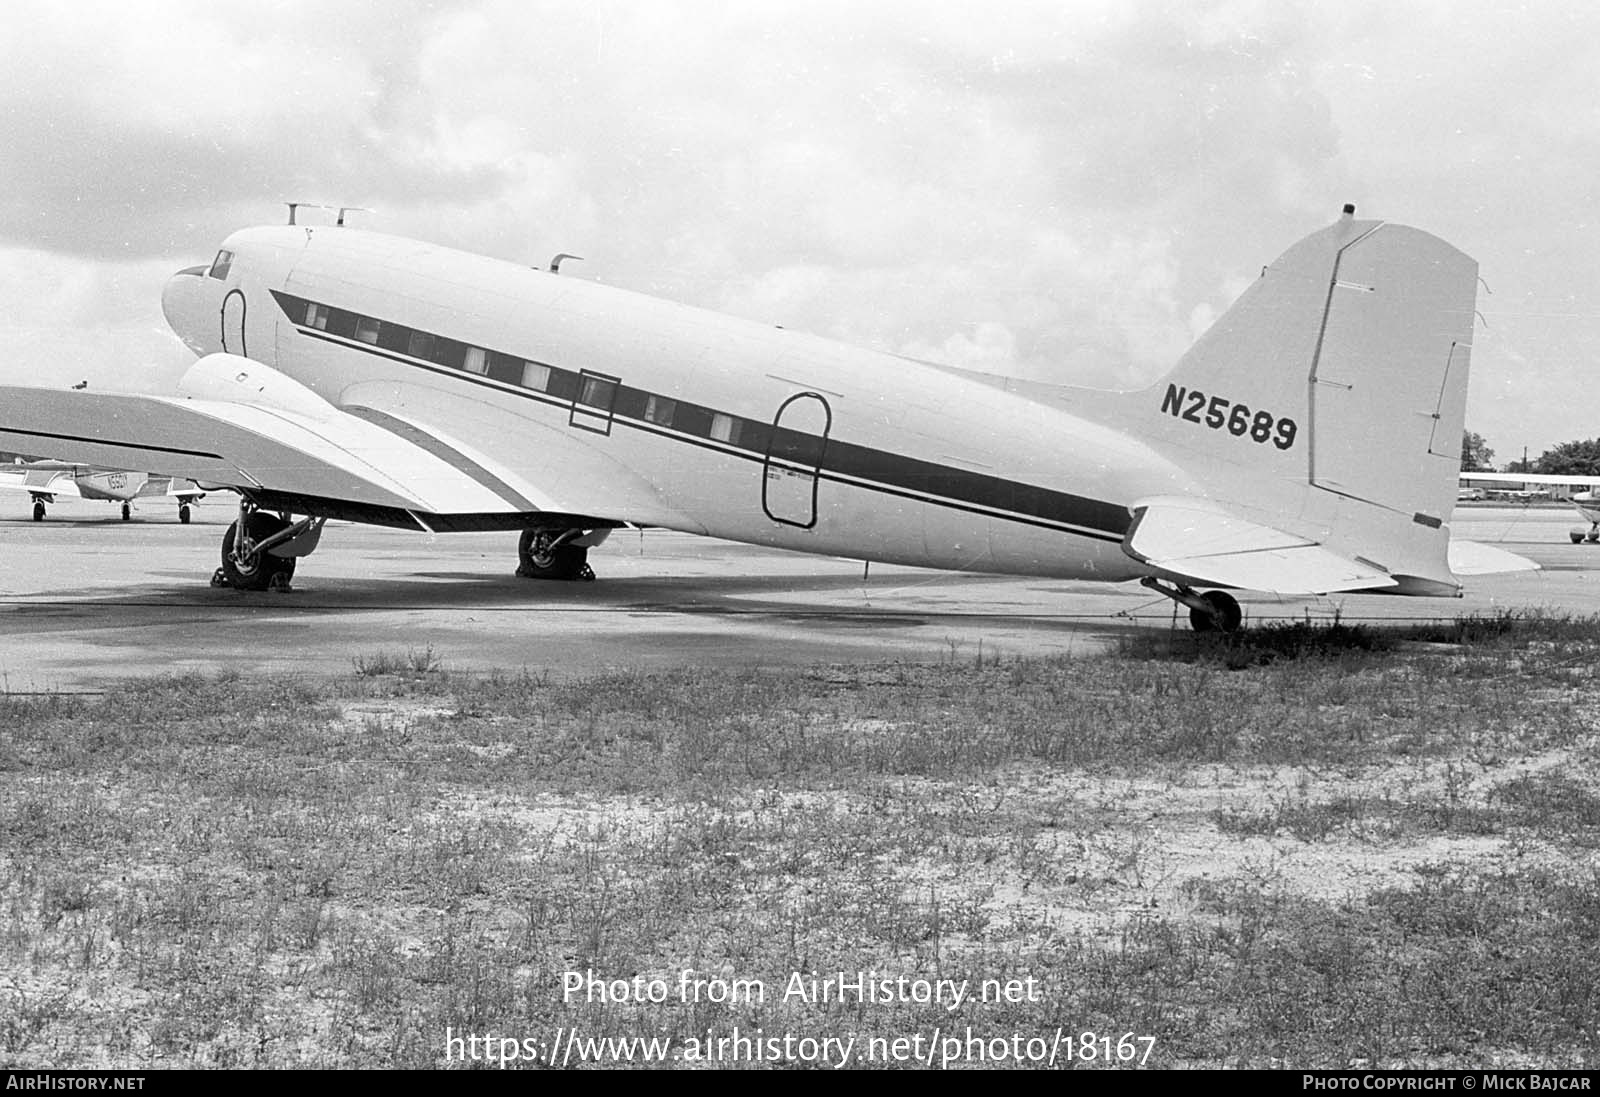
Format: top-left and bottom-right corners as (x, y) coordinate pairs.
(3, 615), (1598, 1069)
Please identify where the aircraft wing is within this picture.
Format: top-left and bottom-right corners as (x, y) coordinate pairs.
(0, 354), (693, 531)
(0, 467), (79, 496)
(1123, 499), (1398, 594)
(1460, 471), (1600, 486)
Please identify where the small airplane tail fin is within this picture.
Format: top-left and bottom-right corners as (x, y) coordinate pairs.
(1127, 206), (1479, 593)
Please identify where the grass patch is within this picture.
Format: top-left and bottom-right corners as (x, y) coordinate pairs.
(3, 620), (1600, 1067)
(352, 647), (445, 677)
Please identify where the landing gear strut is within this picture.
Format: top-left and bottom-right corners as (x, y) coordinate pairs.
(516, 527), (596, 581)
(211, 499), (325, 592)
(1141, 577), (1243, 633)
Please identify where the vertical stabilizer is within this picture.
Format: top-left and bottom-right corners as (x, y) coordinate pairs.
(1129, 207), (1478, 592)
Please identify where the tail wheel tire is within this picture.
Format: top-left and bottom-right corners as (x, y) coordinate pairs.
(516, 528), (592, 581)
(221, 513), (297, 592)
(1189, 590), (1243, 633)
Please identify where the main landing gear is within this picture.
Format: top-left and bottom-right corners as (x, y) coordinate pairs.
(515, 527), (609, 581)
(1569, 524), (1599, 545)
(1141, 577), (1244, 633)
(210, 500), (325, 592)
(121, 502), (131, 521)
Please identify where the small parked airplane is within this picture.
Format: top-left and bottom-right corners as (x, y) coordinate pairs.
(1, 459), (205, 522)
(1459, 471), (1600, 543)
(0, 203), (1532, 630)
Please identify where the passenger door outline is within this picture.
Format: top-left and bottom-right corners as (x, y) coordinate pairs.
(762, 392), (831, 529)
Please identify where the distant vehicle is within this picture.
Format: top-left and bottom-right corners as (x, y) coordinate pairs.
(1457, 486), (1485, 501)
(0, 460), (205, 522)
(1460, 472), (1600, 542)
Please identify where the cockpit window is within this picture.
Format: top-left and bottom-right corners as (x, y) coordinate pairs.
(209, 250), (234, 281)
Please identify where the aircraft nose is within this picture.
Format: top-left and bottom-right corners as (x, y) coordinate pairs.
(162, 265), (214, 356)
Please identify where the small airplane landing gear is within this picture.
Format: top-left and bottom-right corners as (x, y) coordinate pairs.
(31, 500), (45, 522)
(1141, 577), (1244, 633)
(516, 527), (597, 581)
(121, 502), (131, 521)
(1570, 526), (1600, 544)
(179, 503), (192, 524)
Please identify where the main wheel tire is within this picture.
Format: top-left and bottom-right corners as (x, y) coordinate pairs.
(516, 528), (591, 580)
(221, 513), (297, 592)
(179, 504), (192, 524)
(1572, 531), (1586, 544)
(32, 501), (45, 522)
(1189, 590), (1243, 633)
(121, 503), (131, 521)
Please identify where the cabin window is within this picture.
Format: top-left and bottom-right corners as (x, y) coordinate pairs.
(570, 370), (620, 435)
(485, 351), (524, 385)
(209, 250), (234, 280)
(520, 362), (550, 391)
(463, 346), (488, 374)
(355, 317), (381, 345)
(407, 331), (435, 360)
(645, 396), (676, 426)
(710, 413), (742, 445)
(580, 375), (617, 408)
(306, 303), (329, 331)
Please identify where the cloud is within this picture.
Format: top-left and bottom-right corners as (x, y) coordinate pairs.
(1, 1), (1597, 454)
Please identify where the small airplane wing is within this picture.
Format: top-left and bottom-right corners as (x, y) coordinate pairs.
(0, 467), (79, 496)
(0, 353), (694, 530)
(1460, 471), (1600, 486)
(1123, 499), (1398, 594)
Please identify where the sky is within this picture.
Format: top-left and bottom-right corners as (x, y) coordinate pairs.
(1, 0), (1596, 465)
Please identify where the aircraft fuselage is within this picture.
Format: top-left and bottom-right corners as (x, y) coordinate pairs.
(163, 225), (1199, 581)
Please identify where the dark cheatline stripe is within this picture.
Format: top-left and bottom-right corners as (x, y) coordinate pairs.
(341, 405), (541, 512)
(274, 291), (1132, 541)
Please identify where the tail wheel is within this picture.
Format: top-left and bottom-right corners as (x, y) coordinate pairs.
(1189, 590), (1243, 633)
(516, 528), (593, 581)
(221, 513), (297, 591)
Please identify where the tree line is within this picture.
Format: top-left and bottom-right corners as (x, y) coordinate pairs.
(1462, 431), (1600, 476)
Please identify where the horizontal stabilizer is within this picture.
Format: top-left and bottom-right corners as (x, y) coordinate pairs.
(1447, 540), (1540, 577)
(1124, 498), (1398, 594)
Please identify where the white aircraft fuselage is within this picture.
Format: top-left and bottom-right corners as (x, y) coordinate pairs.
(161, 224), (1197, 582)
(3, 207), (1503, 625)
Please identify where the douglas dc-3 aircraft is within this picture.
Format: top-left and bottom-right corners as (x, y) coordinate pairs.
(0, 204), (1532, 631)
(0, 459), (204, 522)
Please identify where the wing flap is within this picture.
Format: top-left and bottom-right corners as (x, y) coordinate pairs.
(1125, 498), (1398, 594)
